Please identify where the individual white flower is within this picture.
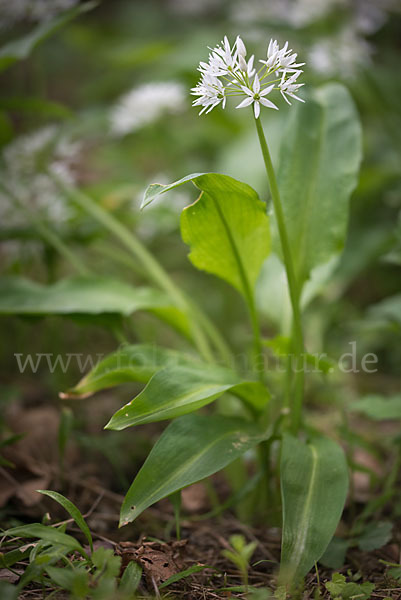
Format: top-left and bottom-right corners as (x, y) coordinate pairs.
(279, 70), (305, 104)
(236, 35), (247, 59)
(212, 35), (240, 74)
(192, 35), (305, 117)
(260, 40), (305, 73)
(191, 74), (226, 115)
(110, 82), (186, 136)
(236, 75), (278, 118)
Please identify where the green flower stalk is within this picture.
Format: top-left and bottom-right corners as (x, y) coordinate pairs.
(192, 35), (306, 432)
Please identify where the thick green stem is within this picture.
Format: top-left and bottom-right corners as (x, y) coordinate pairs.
(53, 177), (233, 366)
(254, 116), (304, 434)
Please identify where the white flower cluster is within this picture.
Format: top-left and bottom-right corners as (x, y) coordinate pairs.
(191, 36), (305, 118)
(0, 126), (82, 228)
(110, 82), (186, 136)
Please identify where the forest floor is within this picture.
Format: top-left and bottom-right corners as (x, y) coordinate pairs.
(1, 394), (400, 600)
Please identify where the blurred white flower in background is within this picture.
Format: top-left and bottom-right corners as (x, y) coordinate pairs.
(0, 126), (82, 228)
(308, 28), (372, 78)
(0, 0), (79, 28)
(192, 36), (305, 117)
(232, 0), (346, 29)
(230, 0), (399, 78)
(110, 82), (186, 136)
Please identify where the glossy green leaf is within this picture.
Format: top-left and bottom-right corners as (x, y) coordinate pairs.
(0, 2), (97, 72)
(105, 364), (269, 430)
(1, 523), (85, 555)
(142, 173), (270, 296)
(64, 344), (197, 398)
(119, 414), (269, 525)
(0, 276), (190, 336)
(37, 490), (93, 552)
(276, 83), (362, 286)
(280, 434), (349, 584)
(350, 394), (401, 420)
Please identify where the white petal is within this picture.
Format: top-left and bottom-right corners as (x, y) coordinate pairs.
(288, 93), (305, 103)
(260, 84), (274, 96)
(280, 90), (292, 105)
(241, 85), (254, 96)
(239, 55), (247, 71)
(236, 96), (254, 109)
(259, 97), (279, 110)
(247, 55), (255, 76)
(254, 101), (260, 118)
(253, 74), (260, 93)
(236, 36), (246, 58)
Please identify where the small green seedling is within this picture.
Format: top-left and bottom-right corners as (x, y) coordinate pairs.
(222, 534), (258, 590)
(325, 573), (374, 600)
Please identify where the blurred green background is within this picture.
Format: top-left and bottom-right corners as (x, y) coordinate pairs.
(0, 0), (400, 424)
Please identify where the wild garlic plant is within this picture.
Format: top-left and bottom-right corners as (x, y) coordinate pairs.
(60, 35), (363, 589)
(1, 34), (361, 591)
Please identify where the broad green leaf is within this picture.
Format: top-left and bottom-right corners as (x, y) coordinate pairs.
(64, 344), (197, 398)
(105, 365), (269, 430)
(45, 566), (84, 593)
(0, 2), (97, 72)
(0, 582), (18, 600)
(0, 547), (31, 568)
(142, 173), (270, 297)
(350, 394), (401, 420)
(119, 561), (142, 594)
(119, 414), (269, 525)
(0, 276), (190, 337)
(319, 537), (349, 569)
(276, 83), (362, 286)
(280, 434), (349, 584)
(357, 521), (393, 551)
(141, 172), (206, 208)
(37, 490), (93, 552)
(1, 523), (85, 555)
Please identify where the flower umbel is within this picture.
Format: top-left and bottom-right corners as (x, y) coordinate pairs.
(191, 36), (305, 117)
